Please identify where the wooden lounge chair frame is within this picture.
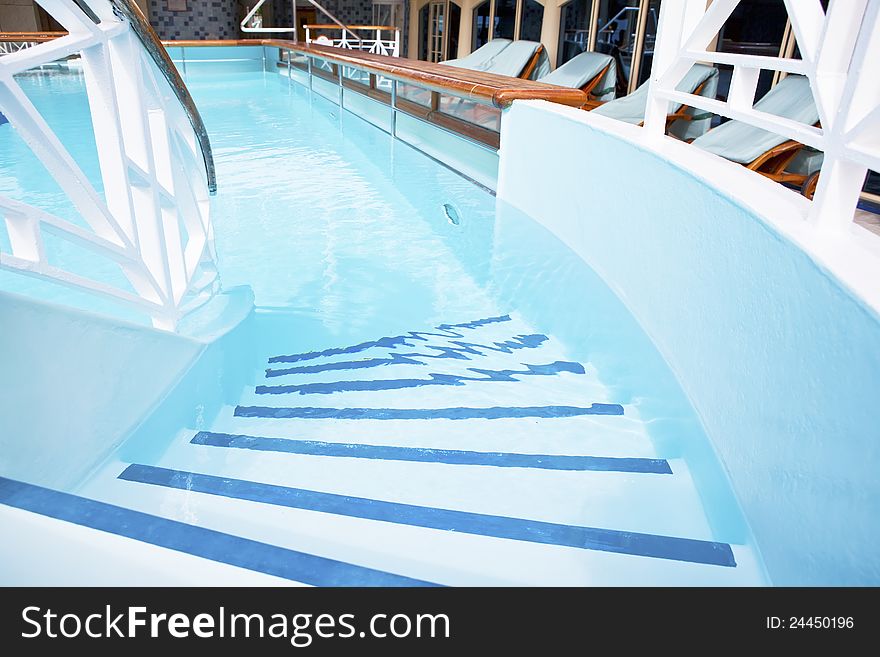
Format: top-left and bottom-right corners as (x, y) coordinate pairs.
(517, 45), (545, 80)
(745, 122), (822, 197)
(581, 62), (613, 99)
(580, 76), (713, 131)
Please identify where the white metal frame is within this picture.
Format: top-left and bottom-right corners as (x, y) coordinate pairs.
(373, 0), (406, 35)
(306, 24), (402, 57)
(242, 0), (370, 51)
(0, 0), (217, 331)
(644, 0), (880, 235)
(0, 41), (41, 56)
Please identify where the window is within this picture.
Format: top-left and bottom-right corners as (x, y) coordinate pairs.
(493, 0), (516, 39)
(476, 0), (548, 47)
(519, 0), (543, 42)
(473, 1), (491, 50)
(419, 1), (462, 62)
(556, 0), (661, 92)
(558, 0), (591, 65)
(373, 1), (405, 31)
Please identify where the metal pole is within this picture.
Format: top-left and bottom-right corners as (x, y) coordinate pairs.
(305, 0), (363, 46)
(307, 55), (313, 91)
(338, 64), (343, 107)
(629, 0), (650, 94)
(292, 0), (298, 43)
(587, 0), (600, 52)
(773, 20), (795, 86)
(391, 79), (398, 138)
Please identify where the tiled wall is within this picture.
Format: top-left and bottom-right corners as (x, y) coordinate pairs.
(269, 1), (373, 31)
(269, 1), (408, 55)
(148, 0), (410, 54)
(148, 0), (244, 40)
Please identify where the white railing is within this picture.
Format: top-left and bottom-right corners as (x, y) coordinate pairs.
(0, 1), (217, 332)
(241, 0), (368, 50)
(0, 41), (37, 55)
(0, 32), (66, 56)
(306, 24), (401, 58)
(644, 0), (880, 236)
(0, 41), (38, 55)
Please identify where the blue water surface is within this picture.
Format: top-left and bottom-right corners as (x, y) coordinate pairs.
(0, 61), (754, 547)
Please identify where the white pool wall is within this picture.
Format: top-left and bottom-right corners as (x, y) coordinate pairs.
(0, 287), (255, 491)
(497, 100), (880, 586)
(0, 290), (203, 490)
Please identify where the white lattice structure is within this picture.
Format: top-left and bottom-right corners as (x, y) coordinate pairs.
(0, 0), (218, 331)
(306, 25), (401, 58)
(0, 41), (39, 56)
(644, 0), (880, 234)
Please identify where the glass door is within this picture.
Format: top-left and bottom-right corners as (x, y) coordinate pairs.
(373, 1), (405, 29)
(428, 0), (447, 63)
(473, 1), (491, 50)
(557, 0), (660, 92)
(420, 1), (461, 62)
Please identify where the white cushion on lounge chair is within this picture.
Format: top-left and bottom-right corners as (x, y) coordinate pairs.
(668, 68), (720, 140)
(692, 74), (819, 164)
(442, 39), (511, 70)
(592, 64), (718, 124)
(481, 40), (543, 78)
(538, 52), (615, 93)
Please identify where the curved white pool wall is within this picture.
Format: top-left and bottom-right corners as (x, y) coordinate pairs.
(0, 287), (254, 491)
(497, 100), (880, 586)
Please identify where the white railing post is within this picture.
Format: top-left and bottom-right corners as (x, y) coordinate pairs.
(808, 0), (873, 232)
(643, 0), (880, 245)
(644, 0), (706, 136)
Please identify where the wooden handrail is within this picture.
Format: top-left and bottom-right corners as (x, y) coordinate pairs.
(266, 40), (586, 109)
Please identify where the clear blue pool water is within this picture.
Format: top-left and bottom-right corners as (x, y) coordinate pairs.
(0, 59), (768, 584)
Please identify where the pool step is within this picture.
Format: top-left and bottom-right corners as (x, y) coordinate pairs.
(77, 459), (765, 586)
(263, 314), (528, 365)
(208, 404), (659, 458)
(133, 435), (708, 539)
(0, 476), (436, 586)
(5, 313), (767, 585)
(70, 415), (765, 584)
(189, 430), (672, 473)
(240, 371), (611, 410)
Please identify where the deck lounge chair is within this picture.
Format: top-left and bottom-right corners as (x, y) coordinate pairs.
(537, 51), (617, 101)
(481, 40), (549, 80)
(442, 40), (549, 80)
(442, 39), (511, 70)
(590, 64), (719, 138)
(691, 74), (819, 186)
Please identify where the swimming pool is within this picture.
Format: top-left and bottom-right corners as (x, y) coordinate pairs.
(0, 58), (769, 585)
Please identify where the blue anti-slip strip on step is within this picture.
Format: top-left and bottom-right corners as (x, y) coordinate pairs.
(255, 361), (586, 396)
(268, 314), (512, 364)
(234, 404), (624, 420)
(119, 465), (736, 567)
(191, 431), (672, 474)
(0, 476), (439, 587)
(264, 334), (549, 378)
